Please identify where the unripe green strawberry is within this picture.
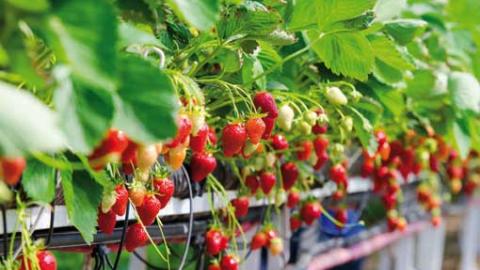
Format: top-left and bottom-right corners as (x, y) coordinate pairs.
(278, 104), (294, 131)
(303, 111), (317, 126)
(340, 116), (353, 132)
(350, 90), (362, 102)
(325, 86), (348, 105)
(189, 106), (206, 136)
(297, 121), (312, 135)
(101, 189), (117, 213)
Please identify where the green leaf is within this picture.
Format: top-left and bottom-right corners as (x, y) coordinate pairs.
(367, 80), (405, 117)
(406, 69), (448, 99)
(384, 19), (427, 45)
(21, 159), (56, 203)
(118, 22), (166, 50)
(288, 0), (376, 30)
(372, 59), (404, 86)
(46, 0), (117, 91)
(0, 45), (8, 66)
(348, 107), (377, 154)
(0, 82), (65, 156)
(166, 0), (220, 31)
(54, 67), (115, 154)
(242, 54), (266, 89)
(218, 3), (282, 40)
(368, 34), (415, 70)
(308, 31), (374, 81)
(374, 0), (406, 21)
(448, 71), (480, 115)
(115, 55), (178, 143)
(61, 168), (103, 244)
(446, 0), (480, 28)
(6, 0), (49, 12)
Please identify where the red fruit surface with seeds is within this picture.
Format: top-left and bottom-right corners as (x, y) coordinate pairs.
(121, 140), (138, 174)
(290, 214), (302, 231)
(190, 152), (217, 182)
(271, 134), (288, 150)
(111, 185), (129, 216)
(208, 127), (218, 145)
(153, 178), (175, 208)
(98, 210), (116, 235)
(251, 232), (267, 250)
(296, 141), (313, 161)
(329, 164), (347, 184)
(253, 92), (278, 118)
(281, 162), (299, 190)
(166, 115), (192, 148)
(125, 223), (148, 252)
(220, 254), (239, 270)
(190, 124), (209, 153)
(245, 175), (260, 194)
(222, 123), (247, 157)
(314, 151), (329, 170)
(136, 195), (161, 225)
(246, 118), (266, 144)
(312, 123), (328, 134)
(301, 201), (321, 225)
(259, 171), (276, 195)
(0, 157), (26, 186)
(287, 191), (300, 208)
(19, 250), (57, 270)
(205, 228), (225, 256)
(231, 196), (249, 218)
(313, 136), (329, 155)
(262, 117), (276, 139)
(89, 129), (129, 160)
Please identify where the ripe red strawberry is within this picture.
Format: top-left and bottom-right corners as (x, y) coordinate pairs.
(190, 124), (209, 153)
(263, 228), (277, 245)
(383, 193), (397, 210)
(329, 164), (347, 184)
(222, 123), (247, 157)
(89, 129), (129, 170)
(375, 130), (387, 146)
(301, 201), (321, 225)
(287, 190), (300, 208)
(246, 118), (266, 144)
(296, 141), (313, 161)
(361, 159), (374, 178)
(121, 139), (138, 174)
(220, 254), (239, 270)
(208, 127), (217, 145)
(166, 115), (192, 148)
(153, 177), (175, 208)
(312, 123), (328, 134)
(111, 185), (129, 216)
(0, 157), (26, 186)
(290, 214), (302, 231)
(190, 152), (217, 182)
(271, 134), (288, 150)
(262, 117), (276, 139)
(313, 151), (329, 170)
(136, 195), (161, 225)
(259, 171), (276, 195)
(313, 136), (329, 155)
(205, 228), (224, 256)
(281, 162), (298, 190)
(98, 209), (116, 235)
(378, 142), (391, 161)
(125, 223), (148, 252)
(429, 155), (439, 172)
(19, 250), (57, 270)
(251, 232), (268, 250)
(254, 92), (278, 119)
(245, 175), (260, 194)
(231, 196), (249, 218)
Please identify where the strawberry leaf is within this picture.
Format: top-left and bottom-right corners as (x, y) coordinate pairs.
(166, 0), (220, 31)
(21, 159), (56, 203)
(61, 167), (103, 244)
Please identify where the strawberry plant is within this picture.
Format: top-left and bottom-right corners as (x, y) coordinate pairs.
(1, 0), (480, 268)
